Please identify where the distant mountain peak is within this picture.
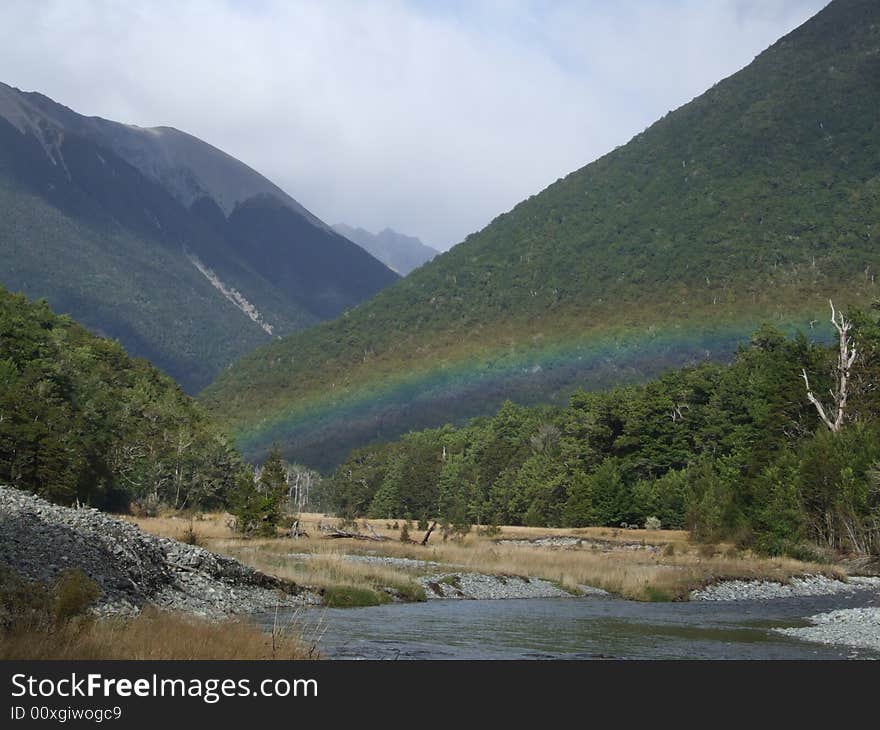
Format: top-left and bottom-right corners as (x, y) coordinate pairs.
(333, 223), (439, 275)
(0, 80), (326, 226)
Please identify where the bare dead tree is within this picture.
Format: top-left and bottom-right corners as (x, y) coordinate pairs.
(287, 464), (318, 513)
(420, 521), (438, 546)
(801, 300), (857, 433)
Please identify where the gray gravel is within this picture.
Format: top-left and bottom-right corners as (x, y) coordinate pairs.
(0, 486), (320, 619)
(498, 537), (584, 548)
(418, 572), (574, 600)
(498, 536), (659, 553)
(288, 552), (444, 570)
(774, 607), (880, 651)
(690, 574), (880, 601)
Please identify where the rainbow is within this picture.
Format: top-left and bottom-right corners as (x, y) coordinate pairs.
(232, 307), (835, 469)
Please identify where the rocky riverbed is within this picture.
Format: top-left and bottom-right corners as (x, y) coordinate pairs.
(0, 486), (320, 618)
(418, 572), (575, 600)
(288, 552), (445, 571)
(690, 574), (880, 601)
(775, 607), (880, 651)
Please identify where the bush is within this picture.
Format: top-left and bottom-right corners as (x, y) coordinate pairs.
(697, 543), (717, 559)
(644, 516), (662, 531)
(229, 464), (285, 537)
(0, 566), (99, 634)
(181, 520), (203, 547)
(53, 570), (100, 626)
(321, 586), (387, 608)
(0, 565), (52, 633)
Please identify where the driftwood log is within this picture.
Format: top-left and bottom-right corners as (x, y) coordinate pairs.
(322, 529), (386, 542)
(319, 520), (438, 545)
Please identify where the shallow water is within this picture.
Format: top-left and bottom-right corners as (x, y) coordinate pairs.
(261, 587), (880, 660)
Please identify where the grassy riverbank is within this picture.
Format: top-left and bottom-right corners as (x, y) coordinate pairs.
(129, 513), (845, 602)
(0, 608), (318, 660)
(0, 561), (319, 660)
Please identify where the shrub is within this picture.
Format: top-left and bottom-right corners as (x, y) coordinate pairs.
(321, 586), (386, 608)
(181, 519), (203, 547)
(53, 570), (100, 626)
(644, 516), (662, 531)
(0, 566), (100, 635)
(697, 543), (717, 559)
(0, 565), (52, 633)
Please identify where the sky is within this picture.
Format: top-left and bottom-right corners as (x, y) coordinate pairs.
(0, 0), (829, 250)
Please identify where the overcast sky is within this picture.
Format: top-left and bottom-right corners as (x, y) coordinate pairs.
(1, 0), (828, 250)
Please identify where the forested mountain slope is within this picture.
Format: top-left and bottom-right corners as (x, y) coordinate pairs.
(203, 0), (880, 468)
(0, 83), (398, 391)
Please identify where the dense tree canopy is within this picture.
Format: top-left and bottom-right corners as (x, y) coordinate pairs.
(0, 287), (246, 510)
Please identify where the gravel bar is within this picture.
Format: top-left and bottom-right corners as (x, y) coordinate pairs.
(690, 574), (880, 601)
(287, 552), (445, 570)
(0, 486), (320, 618)
(774, 607), (880, 651)
(418, 572), (574, 600)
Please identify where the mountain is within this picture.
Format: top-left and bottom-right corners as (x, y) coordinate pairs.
(0, 83), (398, 391)
(202, 0), (880, 470)
(332, 224), (439, 275)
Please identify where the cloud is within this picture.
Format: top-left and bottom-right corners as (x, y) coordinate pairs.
(0, 0), (828, 249)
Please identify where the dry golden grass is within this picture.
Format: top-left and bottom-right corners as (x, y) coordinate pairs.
(123, 512), (238, 542)
(128, 512), (845, 602)
(0, 608), (319, 660)
(223, 544), (426, 605)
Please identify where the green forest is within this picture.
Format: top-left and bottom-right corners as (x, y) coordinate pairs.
(326, 307), (880, 558)
(6, 282), (880, 559)
(0, 286), (248, 511)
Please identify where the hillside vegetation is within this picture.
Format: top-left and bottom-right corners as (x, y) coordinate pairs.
(0, 287), (246, 510)
(326, 311), (880, 557)
(202, 0), (880, 468)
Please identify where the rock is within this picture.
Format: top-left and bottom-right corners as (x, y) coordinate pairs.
(0, 485), (321, 619)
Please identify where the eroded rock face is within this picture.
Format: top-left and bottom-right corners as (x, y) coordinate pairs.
(0, 486), (320, 618)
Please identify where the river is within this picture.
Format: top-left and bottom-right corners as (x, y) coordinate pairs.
(262, 588), (880, 659)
